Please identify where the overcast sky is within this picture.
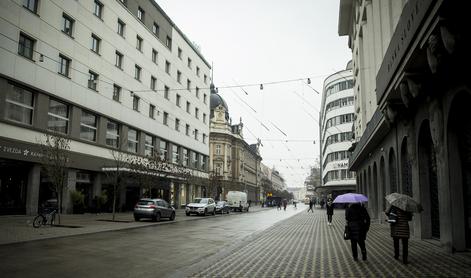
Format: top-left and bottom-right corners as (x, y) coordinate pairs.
(157, 0), (351, 188)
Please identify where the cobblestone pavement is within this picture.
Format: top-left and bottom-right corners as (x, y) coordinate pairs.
(189, 209), (471, 278)
(0, 205), (269, 245)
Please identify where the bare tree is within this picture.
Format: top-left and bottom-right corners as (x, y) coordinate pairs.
(104, 150), (130, 221)
(38, 134), (70, 224)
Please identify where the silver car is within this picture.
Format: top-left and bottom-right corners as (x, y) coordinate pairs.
(185, 198), (216, 216)
(134, 198), (175, 222)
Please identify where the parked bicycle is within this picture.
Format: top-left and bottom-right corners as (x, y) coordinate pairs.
(33, 208), (57, 228)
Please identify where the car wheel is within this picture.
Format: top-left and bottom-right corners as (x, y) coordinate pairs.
(134, 216), (140, 221)
(170, 212), (175, 221)
(227, 210), (230, 214)
(204, 209), (207, 216)
(186, 212), (190, 216)
(153, 213), (161, 222)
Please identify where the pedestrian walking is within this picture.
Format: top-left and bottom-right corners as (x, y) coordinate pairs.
(307, 199), (314, 212)
(293, 201), (297, 209)
(283, 199), (287, 211)
(346, 202), (370, 261)
(277, 201), (281, 211)
(326, 198), (334, 225)
(386, 205), (412, 264)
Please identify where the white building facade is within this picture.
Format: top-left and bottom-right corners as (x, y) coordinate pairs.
(319, 64), (356, 198)
(0, 0), (211, 214)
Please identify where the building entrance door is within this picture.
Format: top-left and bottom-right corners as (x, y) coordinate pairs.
(0, 159), (28, 215)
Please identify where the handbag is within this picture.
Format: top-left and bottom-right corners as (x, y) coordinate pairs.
(343, 225), (350, 240)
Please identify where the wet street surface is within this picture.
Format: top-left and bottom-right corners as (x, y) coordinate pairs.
(0, 206), (303, 278)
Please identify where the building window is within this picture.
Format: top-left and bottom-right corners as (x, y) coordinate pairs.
(144, 134), (154, 156)
(88, 71), (98, 91)
(127, 128), (138, 153)
(195, 87), (200, 98)
(163, 112), (168, 125)
(149, 104), (155, 119)
(62, 13), (74, 37)
(136, 35), (143, 51)
(164, 86), (169, 99)
(185, 124), (190, 136)
(203, 113), (206, 123)
(137, 7), (144, 22)
(159, 140), (168, 161)
(151, 76), (156, 91)
(187, 79), (191, 91)
(152, 22), (159, 36)
(18, 33), (35, 60)
(175, 118), (180, 131)
(114, 52), (124, 70)
(119, 0), (126, 5)
(152, 49), (158, 64)
(177, 71), (182, 83)
(80, 110), (97, 141)
(176, 94), (181, 107)
(215, 144), (221, 155)
(134, 64), (141, 81)
(6, 86), (34, 125)
(177, 48), (182, 59)
(172, 145), (180, 164)
(196, 66), (200, 77)
(187, 58), (192, 69)
(113, 84), (121, 102)
(58, 54), (71, 77)
(106, 120), (120, 148)
(192, 152), (198, 168)
(202, 156), (207, 171)
(132, 95), (139, 111)
(204, 94), (207, 104)
(204, 74), (207, 84)
(195, 107), (199, 119)
(91, 34), (101, 54)
(183, 148), (189, 166)
(194, 129), (198, 140)
(186, 102), (190, 113)
(165, 61), (170, 74)
(117, 19), (125, 37)
(166, 36), (172, 50)
(23, 0), (39, 13)
(203, 134), (207, 144)
(93, 0), (103, 19)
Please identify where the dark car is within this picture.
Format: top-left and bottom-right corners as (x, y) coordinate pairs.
(215, 201), (230, 214)
(134, 198), (175, 222)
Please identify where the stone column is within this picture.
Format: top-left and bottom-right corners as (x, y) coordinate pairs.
(63, 169), (77, 214)
(26, 164), (41, 215)
(428, 98), (452, 252)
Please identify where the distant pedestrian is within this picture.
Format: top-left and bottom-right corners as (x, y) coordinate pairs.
(320, 199), (325, 209)
(248, 200), (252, 207)
(277, 201), (281, 211)
(346, 203), (370, 261)
(307, 199), (314, 212)
(293, 201), (297, 209)
(326, 198), (334, 225)
(283, 199), (288, 211)
(386, 205), (412, 264)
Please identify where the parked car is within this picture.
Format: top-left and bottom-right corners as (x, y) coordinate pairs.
(134, 198), (175, 222)
(215, 201), (230, 214)
(185, 198), (216, 216)
(227, 191), (249, 212)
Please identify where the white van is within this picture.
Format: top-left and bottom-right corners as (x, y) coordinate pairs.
(226, 191), (249, 212)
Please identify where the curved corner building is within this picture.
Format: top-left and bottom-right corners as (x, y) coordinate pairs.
(319, 61), (356, 198)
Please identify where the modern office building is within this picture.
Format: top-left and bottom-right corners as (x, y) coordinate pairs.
(339, 0), (471, 252)
(319, 62), (356, 199)
(0, 0), (211, 214)
(209, 85), (262, 202)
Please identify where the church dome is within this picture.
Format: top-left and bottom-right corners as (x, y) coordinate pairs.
(210, 84), (228, 111)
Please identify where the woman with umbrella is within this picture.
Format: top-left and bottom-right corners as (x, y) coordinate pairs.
(385, 193), (423, 265)
(334, 193), (370, 261)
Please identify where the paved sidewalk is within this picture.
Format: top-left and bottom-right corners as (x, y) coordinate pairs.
(190, 209), (471, 278)
(0, 205), (270, 245)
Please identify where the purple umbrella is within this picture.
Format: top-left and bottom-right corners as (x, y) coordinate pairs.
(333, 193), (368, 203)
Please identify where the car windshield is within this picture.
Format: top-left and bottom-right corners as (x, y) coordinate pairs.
(138, 200), (154, 205)
(194, 198), (208, 204)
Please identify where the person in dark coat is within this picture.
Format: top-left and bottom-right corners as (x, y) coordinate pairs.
(386, 205), (412, 264)
(346, 203), (370, 261)
(307, 199), (314, 212)
(326, 198), (334, 225)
